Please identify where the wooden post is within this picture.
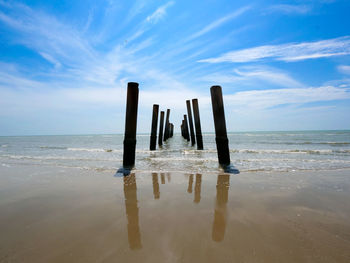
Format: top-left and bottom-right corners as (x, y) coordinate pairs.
(152, 173), (160, 199)
(170, 123), (174, 137)
(210, 86), (230, 165)
(186, 100), (196, 146)
(210, 86), (239, 173)
(194, 174), (202, 204)
(181, 121), (184, 138)
(192, 99), (203, 150)
(149, 104), (159, 151)
(164, 109), (170, 141)
(121, 82), (139, 172)
(184, 115), (190, 141)
(158, 111), (165, 146)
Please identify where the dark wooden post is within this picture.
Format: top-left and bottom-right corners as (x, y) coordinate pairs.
(170, 123), (174, 137)
(158, 111), (165, 146)
(210, 86), (239, 174)
(181, 121), (184, 138)
(186, 100), (196, 146)
(117, 82), (139, 176)
(149, 104), (159, 151)
(184, 115), (190, 141)
(164, 109), (170, 141)
(192, 99), (203, 150)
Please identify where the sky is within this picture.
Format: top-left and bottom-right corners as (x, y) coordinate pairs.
(0, 0), (350, 135)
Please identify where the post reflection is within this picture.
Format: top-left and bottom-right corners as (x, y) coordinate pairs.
(152, 173), (160, 199)
(160, 173), (165, 184)
(212, 174), (230, 242)
(123, 174), (142, 250)
(187, 174), (194, 193)
(194, 174), (202, 203)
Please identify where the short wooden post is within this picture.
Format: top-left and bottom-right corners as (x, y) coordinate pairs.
(192, 99), (203, 150)
(210, 86), (239, 173)
(186, 100), (196, 146)
(149, 104), (159, 151)
(158, 111), (165, 146)
(184, 115), (190, 141)
(118, 82), (139, 175)
(163, 109), (170, 141)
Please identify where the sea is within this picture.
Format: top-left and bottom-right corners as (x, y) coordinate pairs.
(1, 130), (350, 173)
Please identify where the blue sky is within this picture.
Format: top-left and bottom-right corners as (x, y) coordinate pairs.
(0, 0), (350, 135)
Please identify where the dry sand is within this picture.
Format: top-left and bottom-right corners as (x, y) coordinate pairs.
(1, 164), (350, 262)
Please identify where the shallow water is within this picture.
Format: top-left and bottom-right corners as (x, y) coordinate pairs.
(1, 131), (350, 173)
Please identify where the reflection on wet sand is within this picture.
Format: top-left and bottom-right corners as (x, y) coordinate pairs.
(152, 173), (160, 199)
(160, 173), (165, 184)
(194, 174), (202, 203)
(187, 174), (193, 193)
(123, 174), (142, 250)
(212, 174), (230, 242)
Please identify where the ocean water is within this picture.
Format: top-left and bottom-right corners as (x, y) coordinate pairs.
(0, 131), (350, 173)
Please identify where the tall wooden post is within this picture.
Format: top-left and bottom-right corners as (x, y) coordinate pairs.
(192, 99), (203, 150)
(149, 104), (159, 151)
(158, 111), (165, 146)
(164, 109), (170, 141)
(184, 115), (190, 141)
(122, 82), (139, 168)
(210, 86), (230, 165)
(210, 86), (239, 173)
(186, 100), (196, 146)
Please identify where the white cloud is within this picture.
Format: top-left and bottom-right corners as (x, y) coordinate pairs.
(200, 67), (304, 88)
(266, 4), (311, 15)
(146, 1), (174, 24)
(338, 65), (350, 75)
(198, 36), (350, 63)
(188, 6), (251, 40)
(224, 86), (350, 110)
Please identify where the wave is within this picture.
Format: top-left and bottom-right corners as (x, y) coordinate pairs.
(67, 147), (119, 153)
(40, 146), (67, 150)
(0, 154), (122, 162)
(230, 149), (350, 155)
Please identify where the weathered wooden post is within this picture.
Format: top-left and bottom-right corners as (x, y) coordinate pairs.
(170, 123), (174, 137)
(184, 115), (190, 141)
(164, 109), (170, 141)
(181, 120), (184, 138)
(192, 99), (204, 150)
(117, 82), (139, 176)
(158, 111), (165, 146)
(210, 85), (239, 173)
(149, 104), (159, 151)
(186, 100), (196, 146)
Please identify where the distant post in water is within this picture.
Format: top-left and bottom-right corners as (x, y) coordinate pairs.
(184, 115), (190, 141)
(210, 86), (239, 173)
(192, 99), (203, 150)
(149, 104), (159, 151)
(158, 111), (165, 146)
(186, 100), (196, 146)
(117, 82), (139, 176)
(164, 109), (170, 141)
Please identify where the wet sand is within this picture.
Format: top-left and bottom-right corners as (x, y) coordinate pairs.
(1, 165), (350, 262)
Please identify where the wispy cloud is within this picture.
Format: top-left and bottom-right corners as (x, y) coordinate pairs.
(225, 86), (350, 110)
(188, 6), (251, 41)
(266, 4), (311, 15)
(200, 67), (304, 88)
(146, 1), (174, 24)
(338, 65), (350, 75)
(198, 36), (350, 63)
